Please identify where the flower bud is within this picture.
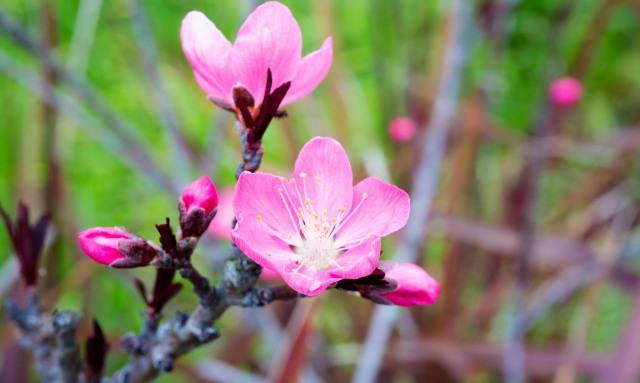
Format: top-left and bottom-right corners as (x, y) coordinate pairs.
(378, 262), (440, 306)
(78, 227), (158, 268)
(388, 117), (417, 143)
(179, 176), (219, 238)
(548, 77), (583, 107)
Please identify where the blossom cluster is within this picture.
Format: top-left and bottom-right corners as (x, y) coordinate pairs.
(78, 2), (439, 309)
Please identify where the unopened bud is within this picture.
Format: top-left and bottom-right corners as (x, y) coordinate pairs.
(179, 176), (219, 237)
(78, 227), (158, 268)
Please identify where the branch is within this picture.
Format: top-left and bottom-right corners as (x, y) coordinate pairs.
(6, 294), (82, 382)
(106, 261), (296, 382)
(104, 115), (289, 381)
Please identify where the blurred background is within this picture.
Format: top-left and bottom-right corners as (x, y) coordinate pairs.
(2, 0), (640, 382)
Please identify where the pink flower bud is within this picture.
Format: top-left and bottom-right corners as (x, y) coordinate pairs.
(78, 227), (159, 268)
(548, 77), (583, 107)
(179, 176), (219, 238)
(379, 262), (440, 306)
(180, 176), (219, 216)
(388, 117), (417, 142)
(78, 227), (133, 266)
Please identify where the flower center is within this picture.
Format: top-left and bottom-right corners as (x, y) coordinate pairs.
(256, 172), (370, 272)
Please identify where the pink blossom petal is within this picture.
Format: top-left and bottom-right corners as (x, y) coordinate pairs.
(291, 137), (353, 219)
(379, 261), (440, 306)
(234, 172), (299, 245)
(335, 177), (409, 247)
(78, 227), (130, 265)
(232, 1), (302, 104)
(208, 189), (235, 240)
(280, 268), (337, 297)
(279, 237), (380, 296)
(281, 37), (333, 107)
(260, 265), (281, 281)
(331, 236), (381, 279)
(232, 212), (296, 274)
(180, 176), (219, 216)
(181, 11), (233, 103)
(233, 214), (337, 296)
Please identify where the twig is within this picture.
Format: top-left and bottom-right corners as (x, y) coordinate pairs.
(352, 1), (471, 382)
(6, 293), (82, 383)
(102, 120), (293, 381)
(52, 311), (82, 383)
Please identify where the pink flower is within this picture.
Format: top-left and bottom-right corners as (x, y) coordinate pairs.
(232, 137), (410, 296)
(181, 1), (333, 109)
(548, 77), (583, 107)
(260, 266), (281, 281)
(379, 262), (440, 306)
(388, 117), (417, 142)
(180, 176), (219, 217)
(208, 189), (235, 240)
(78, 227), (155, 267)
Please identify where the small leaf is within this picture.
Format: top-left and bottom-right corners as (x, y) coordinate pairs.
(133, 278), (149, 306)
(155, 218), (177, 255)
(85, 319), (109, 381)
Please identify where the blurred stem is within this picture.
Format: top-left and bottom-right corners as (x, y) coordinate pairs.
(0, 50), (174, 194)
(568, 0), (620, 79)
(313, 0), (349, 146)
(503, 103), (552, 383)
(66, 0), (102, 75)
(129, 0), (193, 188)
(440, 98), (483, 328)
(352, 1), (471, 382)
(40, 0), (62, 293)
(0, 7), (176, 194)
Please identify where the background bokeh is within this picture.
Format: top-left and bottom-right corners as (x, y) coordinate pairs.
(2, 0), (640, 382)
